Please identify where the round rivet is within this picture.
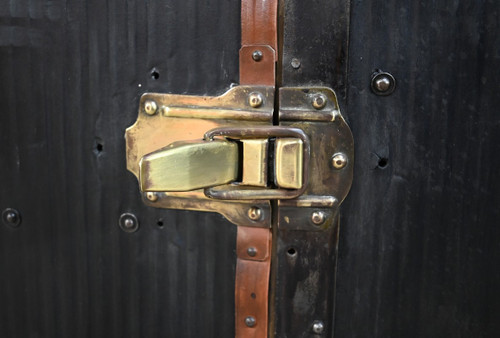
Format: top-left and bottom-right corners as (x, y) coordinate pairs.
(247, 247), (257, 257)
(146, 192), (158, 202)
(312, 94), (327, 110)
(291, 58), (301, 69)
(245, 316), (256, 327)
(2, 208), (21, 227)
(332, 153), (347, 169)
(119, 213), (139, 233)
(248, 92), (264, 108)
(371, 71), (396, 96)
(144, 100), (158, 115)
(252, 50), (263, 62)
(311, 211), (326, 226)
(312, 321), (325, 334)
(247, 207), (262, 221)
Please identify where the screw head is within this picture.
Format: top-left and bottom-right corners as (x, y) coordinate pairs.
(311, 211), (326, 226)
(332, 153), (348, 169)
(248, 92), (264, 108)
(245, 316), (256, 327)
(247, 247), (258, 257)
(144, 100), (158, 115)
(312, 94), (327, 109)
(247, 207), (262, 221)
(291, 58), (301, 69)
(146, 192), (158, 202)
(119, 213), (139, 233)
(2, 208), (21, 227)
(371, 71), (396, 96)
(312, 321), (325, 334)
(252, 50), (263, 61)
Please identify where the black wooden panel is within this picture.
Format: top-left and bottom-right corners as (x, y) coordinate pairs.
(276, 0), (350, 336)
(336, 0), (500, 337)
(0, 1), (240, 337)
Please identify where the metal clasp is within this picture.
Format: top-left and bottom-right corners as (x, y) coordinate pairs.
(139, 126), (309, 200)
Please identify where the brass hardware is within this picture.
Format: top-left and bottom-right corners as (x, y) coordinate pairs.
(139, 140), (239, 192)
(203, 126), (309, 200)
(125, 85), (353, 228)
(277, 87), (354, 230)
(144, 100), (157, 115)
(248, 92), (264, 108)
(311, 211), (326, 225)
(146, 192), (158, 202)
(332, 153), (347, 169)
(126, 85), (274, 228)
(275, 138), (303, 189)
(312, 94), (327, 110)
(248, 207), (263, 221)
(242, 139), (268, 187)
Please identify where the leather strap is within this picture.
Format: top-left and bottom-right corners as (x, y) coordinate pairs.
(235, 226), (272, 338)
(240, 0), (278, 86)
(236, 1), (277, 337)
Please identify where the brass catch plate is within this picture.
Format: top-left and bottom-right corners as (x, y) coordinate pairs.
(277, 87), (354, 230)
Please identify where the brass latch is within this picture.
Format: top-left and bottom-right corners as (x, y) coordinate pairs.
(140, 126), (309, 200)
(125, 86), (353, 229)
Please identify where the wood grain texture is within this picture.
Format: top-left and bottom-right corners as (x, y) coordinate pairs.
(337, 0), (500, 336)
(0, 1), (240, 337)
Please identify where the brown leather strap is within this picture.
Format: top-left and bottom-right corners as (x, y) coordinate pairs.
(240, 0), (278, 85)
(236, 1), (277, 337)
(235, 226), (272, 338)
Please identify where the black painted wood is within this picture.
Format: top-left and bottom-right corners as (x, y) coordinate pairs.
(0, 1), (240, 337)
(337, 0), (500, 337)
(275, 0), (350, 337)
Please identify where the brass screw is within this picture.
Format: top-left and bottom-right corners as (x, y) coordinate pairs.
(332, 153), (347, 169)
(144, 100), (158, 115)
(312, 94), (327, 109)
(311, 211), (326, 225)
(146, 192), (158, 202)
(252, 50), (263, 61)
(248, 207), (262, 221)
(248, 92), (264, 108)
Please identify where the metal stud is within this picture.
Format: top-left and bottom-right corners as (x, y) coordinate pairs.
(371, 71), (396, 96)
(332, 153), (347, 169)
(119, 213), (139, 233)
(312, 94), (327, 110)
(247, 207), (262, 221)
(247, 247), (257, 257)
(144, 100), (158, 115)
(311, 211), (326, 226)
(248, 92), (264, 108)
(252, 50), (263, 62)
(245, 316), (256, 327)
(291, 58), (301, 69)
(312, 321), (325, 334)
(146, 192), (158, 202)
(2, 208), (21, 227)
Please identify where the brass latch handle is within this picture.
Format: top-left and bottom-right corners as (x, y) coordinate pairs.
(138, 126), (309, 200)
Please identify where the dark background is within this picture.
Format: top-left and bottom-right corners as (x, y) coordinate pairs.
(0, 0), (499, 337)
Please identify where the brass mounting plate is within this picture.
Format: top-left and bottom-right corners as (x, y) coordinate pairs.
(125, 86), (275, 228)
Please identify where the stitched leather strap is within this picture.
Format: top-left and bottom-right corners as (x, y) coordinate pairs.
(236, 1), (277, 337)
(240, 0), (278, 86)
(235, 226), (272, 338)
